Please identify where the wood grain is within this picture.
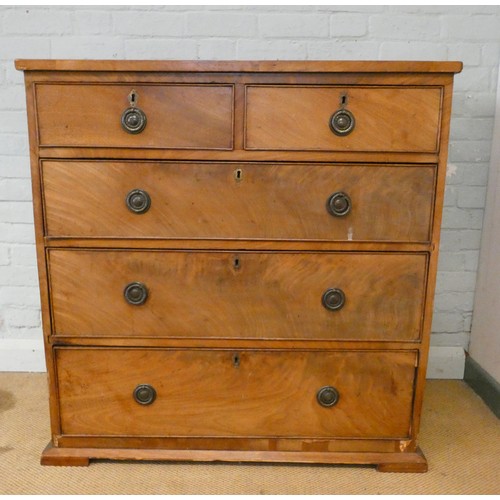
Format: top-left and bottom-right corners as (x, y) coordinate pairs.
(42, 161), (436, 242)
(245, 86), (442, 152)
(44, 238), (432, 253)
(48, 250), (427, 341)
(409, 79), (457, 444)
(55, 348), (416, 438)
(16, 60), (461, 471)
(40, 443), (90, 466)
(40, 442), (428, 470)
(35, 83), (233, 149)
(55, 435), (404, 453)
(21, 73), (65, 442)
(376, 447), (428, 472)
(15, 59), (463, 73)
(37, 147), (441, 163)
(44, 336), (425, 351)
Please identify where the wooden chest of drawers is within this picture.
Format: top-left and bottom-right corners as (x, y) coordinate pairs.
(16, 59), (462, 472)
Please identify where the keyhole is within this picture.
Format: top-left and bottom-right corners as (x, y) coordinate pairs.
(232, 353), (240, 367)
(340, 94), (347, 106)
(233, 257), (241, 269)
(129, 90), (137, 107)
(234, 168), (243, 182)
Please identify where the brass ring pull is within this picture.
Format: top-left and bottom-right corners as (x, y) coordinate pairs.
(329, 109), (355, 136)
(124, 282), (148, 306)
(133, 384), (156, 405)
(121, 89), (147, 134)
(326, 192), (351, 217)
(322, 288), (345, 311)
(126, 189), (151, 214)
(317, 386), (340, 407)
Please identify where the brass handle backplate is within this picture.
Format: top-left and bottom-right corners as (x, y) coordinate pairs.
(121, 89), (147, 134)
(126, 189), (151, 214)
(327, 192), (351, 217)
(317, 386), (340, 407)
(124, 282), (148, 306)
(133, 384), (156, 405)
(322, 288), (345, 311)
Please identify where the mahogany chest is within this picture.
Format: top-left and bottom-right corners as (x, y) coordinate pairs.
(16, 59), (462, 471)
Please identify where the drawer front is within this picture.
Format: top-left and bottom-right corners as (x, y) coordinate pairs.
(56, 348), (416, 438)
(35, 84), (233, 149)
(43, 161), (435, 242)
(49, 250), (427, 341)
(245, 86), (442, 152)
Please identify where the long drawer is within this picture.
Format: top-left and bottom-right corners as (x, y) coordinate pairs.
(245, 85), (442, 152)
(55, 347), (416, 438)
(42, 161), (436, 242)
(48, 250), (427, 341)
(35, 83), (234, 149)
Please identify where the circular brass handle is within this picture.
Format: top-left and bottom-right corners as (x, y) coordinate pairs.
(124, 282), (148, 306)
(322, 288), (345, 311)
(133, 384), (156, 405)
(327, 192), (351, 217)
(329, 109), (355, 136)
(317, 386), (340, 407)
(126, 189), (151, 214)
(121, 107), (147, 134)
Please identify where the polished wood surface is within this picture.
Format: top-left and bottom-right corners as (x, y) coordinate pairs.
(49, 250), (427, 340)
(40, 442), (428, 472)
(245, 86), (441, 152)
(42, 161), (436, 242)
(44, 239), (432, 253)
(17, 59), (461, 471)
(55, 348), (416, 438)
(36, 84), (233, 149)
(16, 59), (463, 74)
(37, 147), (441, 163)
(55, 435), (406, 453)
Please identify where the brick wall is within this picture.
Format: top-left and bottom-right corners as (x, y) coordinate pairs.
(1, 5), (499, 369)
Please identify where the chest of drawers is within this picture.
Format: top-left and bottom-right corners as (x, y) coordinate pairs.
(16, 59), (462, 472)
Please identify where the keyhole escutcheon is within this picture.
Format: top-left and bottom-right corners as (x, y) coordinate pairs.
(234, 168), (243, 182)
(129, 89), (137, 106)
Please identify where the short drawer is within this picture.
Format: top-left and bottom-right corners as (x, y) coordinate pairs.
(42, 161), (435, 243)
(245, 86), (442, 152)
(35, 83), (233, 149)
(48, 250), (427, 341)
(56, 348), (416, 439)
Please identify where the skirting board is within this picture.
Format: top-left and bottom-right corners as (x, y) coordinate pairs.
(0, 338), (46, 372)
(464, 355), (500, 418)
(0, 340), (466, 378)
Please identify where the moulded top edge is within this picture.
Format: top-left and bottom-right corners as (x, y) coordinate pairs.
(14, 59), (463, 74)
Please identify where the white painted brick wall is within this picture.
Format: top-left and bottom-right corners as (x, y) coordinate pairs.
(259, 14), (330, 38)
(330, 14), (368, 37)
(0, 5), (499, 371)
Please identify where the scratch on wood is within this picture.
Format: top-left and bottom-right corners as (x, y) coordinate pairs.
(399, 440), (411, 451)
